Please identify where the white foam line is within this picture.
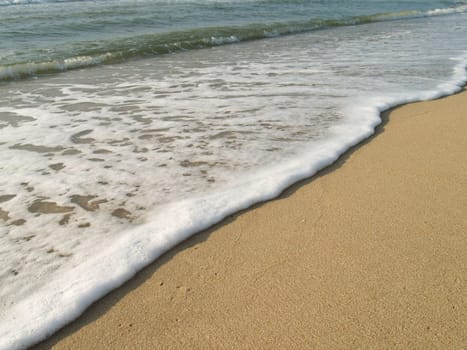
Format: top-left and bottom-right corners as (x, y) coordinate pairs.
(0, 54), (115, 81)
(427, 4), (467, 16)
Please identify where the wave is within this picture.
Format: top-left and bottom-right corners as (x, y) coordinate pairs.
(0, 0), (88, 6)
(2, 5), (467, 82)
(427, 4), (467, 15)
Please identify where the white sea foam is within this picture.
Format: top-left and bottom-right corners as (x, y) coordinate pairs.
(427, 4), (467, 15)
(0, 54), (115, 80)
(0, 12), (466, 350)
(206, 35), (240, 45)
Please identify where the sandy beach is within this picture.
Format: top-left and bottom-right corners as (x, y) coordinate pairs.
(34, 89), (466, 349)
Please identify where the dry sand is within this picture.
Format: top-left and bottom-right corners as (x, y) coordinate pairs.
(35, 90), (467, 349)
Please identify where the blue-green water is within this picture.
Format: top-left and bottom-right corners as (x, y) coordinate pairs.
(1, 1), (467, 349)
(1, 0), (467, 79)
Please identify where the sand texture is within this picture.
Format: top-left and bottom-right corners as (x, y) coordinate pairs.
(35, 90), (467, 349)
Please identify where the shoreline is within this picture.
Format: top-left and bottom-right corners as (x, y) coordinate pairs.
(34, 89), (467, 349)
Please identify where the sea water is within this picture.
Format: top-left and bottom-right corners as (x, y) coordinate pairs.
(0, 1), (466, 348)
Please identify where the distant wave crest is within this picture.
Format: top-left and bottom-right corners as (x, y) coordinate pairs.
(0, 0), (88, 6)
(1, 4), (466, 81)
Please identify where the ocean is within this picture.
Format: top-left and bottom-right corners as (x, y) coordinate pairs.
(1, 0), (466, 348)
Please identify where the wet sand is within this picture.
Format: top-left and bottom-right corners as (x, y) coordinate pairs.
(35, 90), (467, 349)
